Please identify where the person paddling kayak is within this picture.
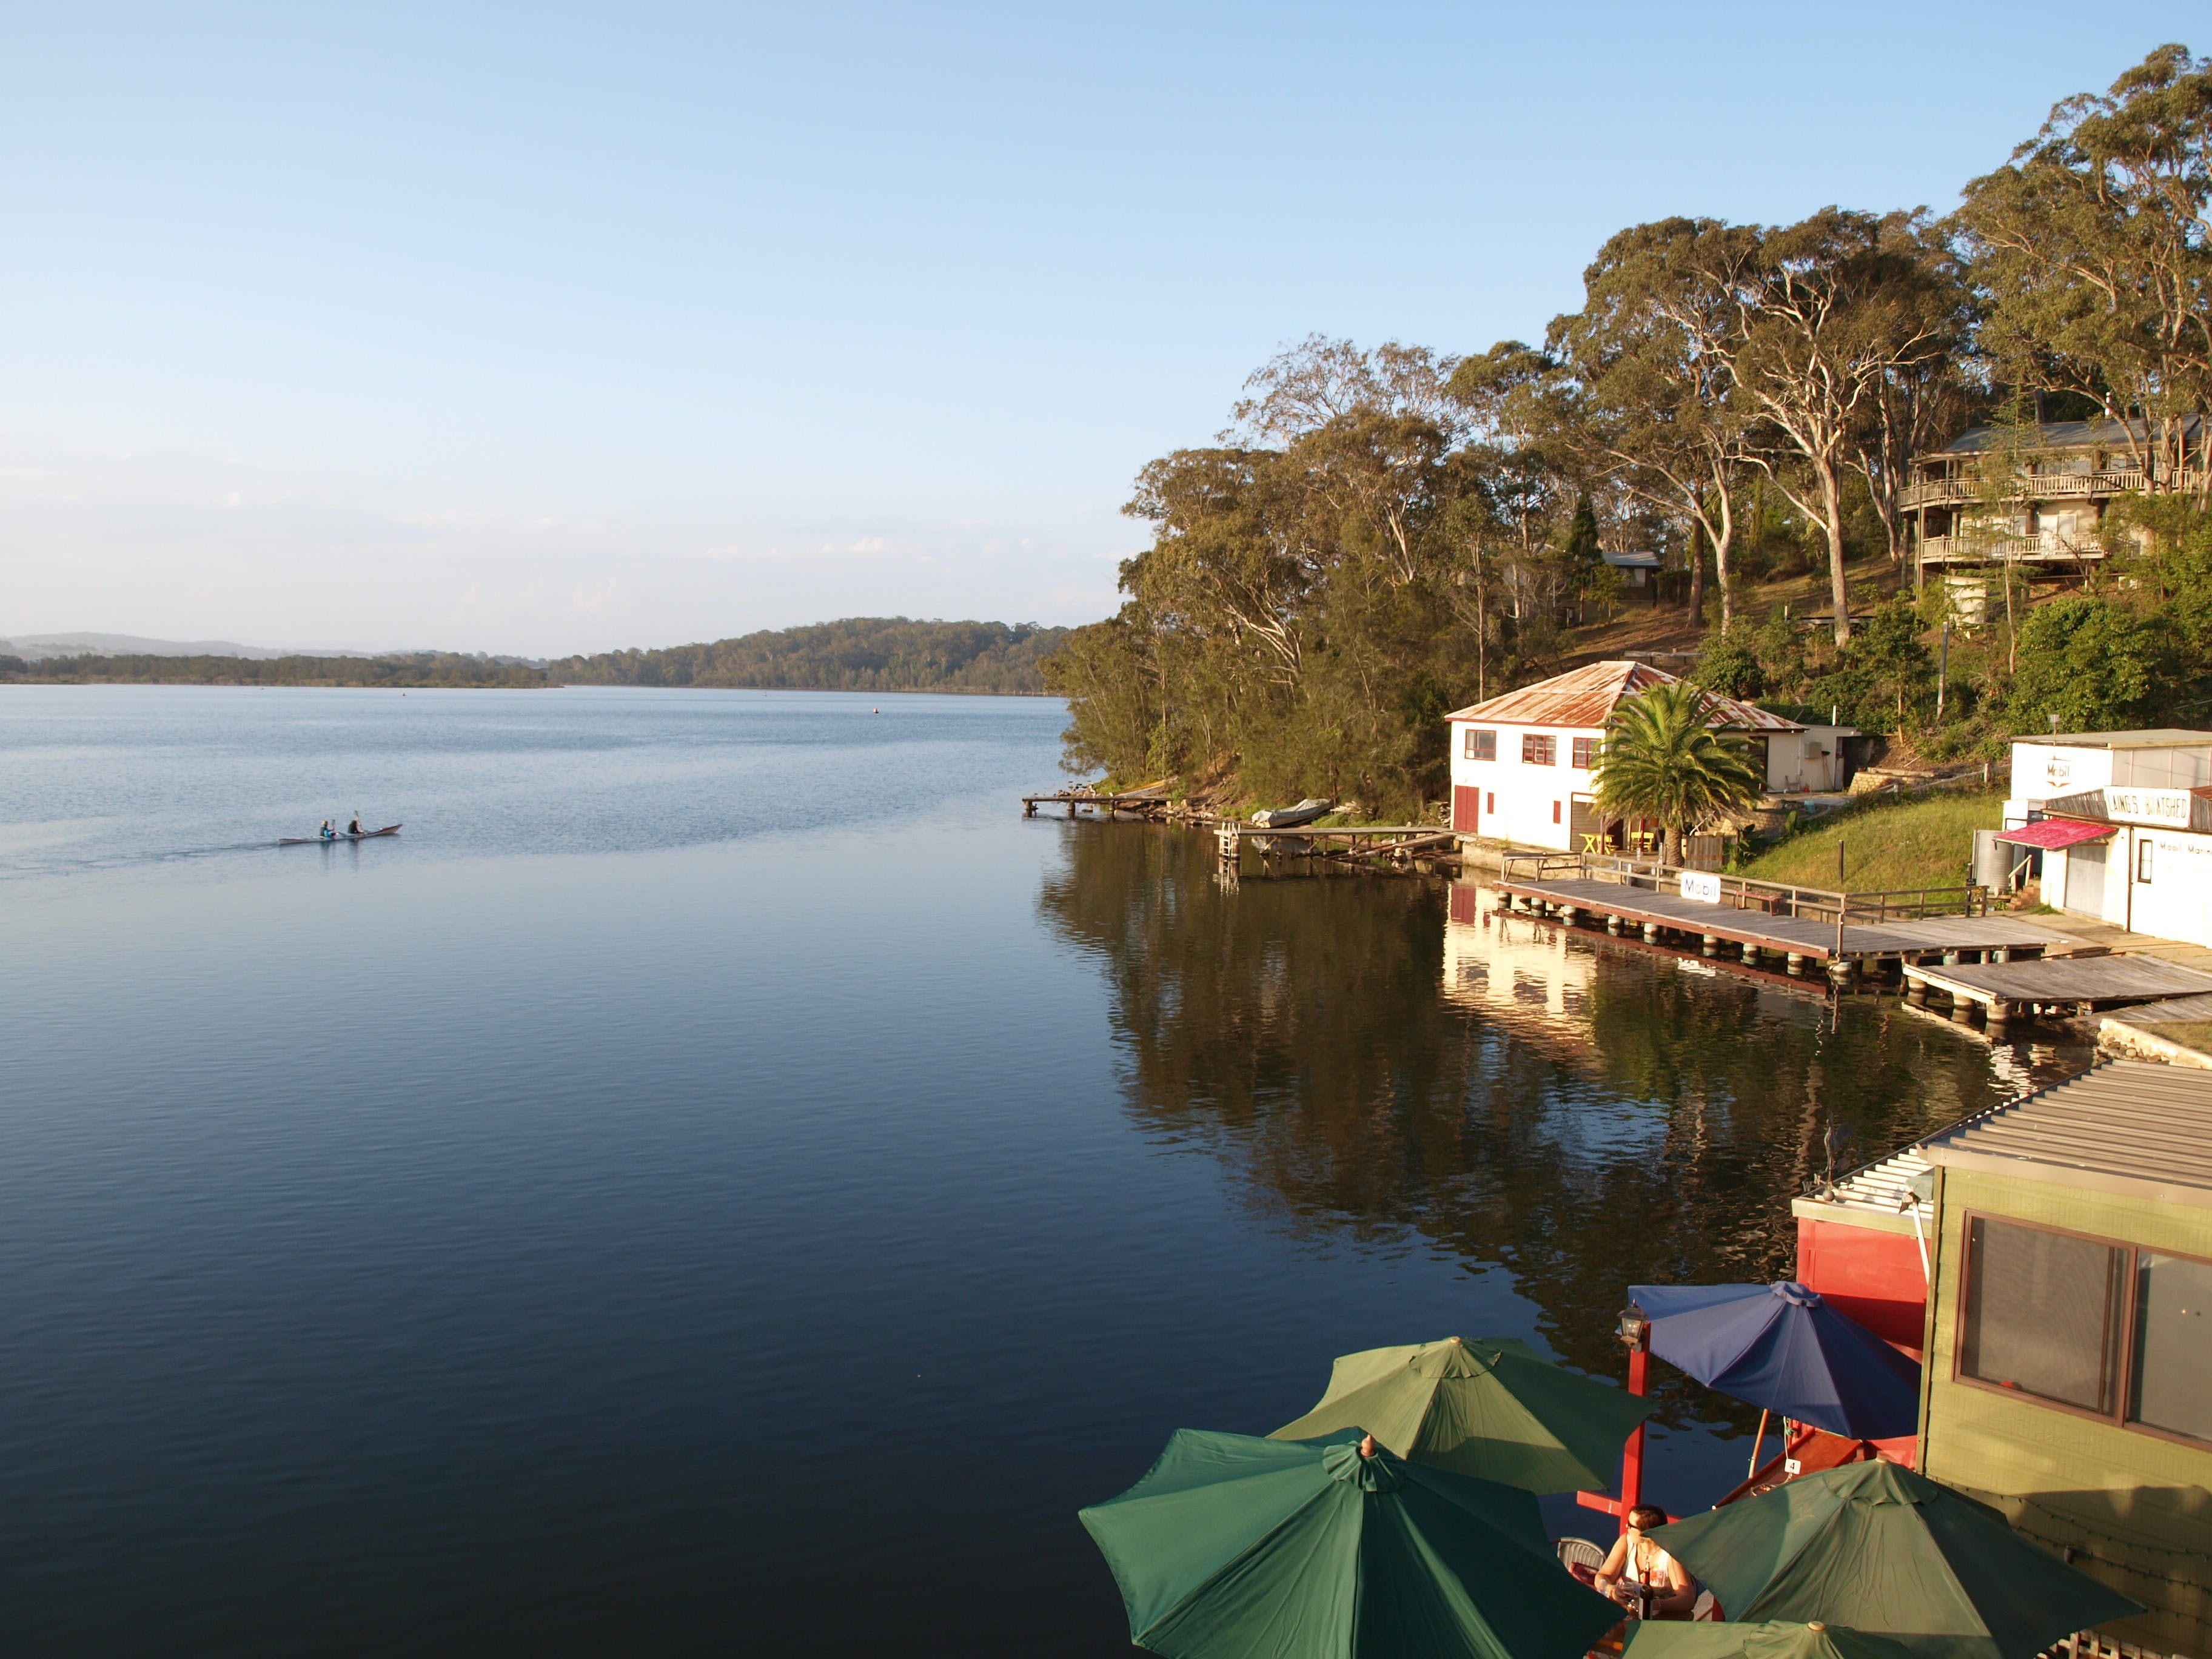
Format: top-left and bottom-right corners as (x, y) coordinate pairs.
(320, 820), (337, 842)
(346, 814), (363, 836)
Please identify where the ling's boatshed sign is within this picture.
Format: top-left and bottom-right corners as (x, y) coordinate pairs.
(2104, 786), (2194, 827)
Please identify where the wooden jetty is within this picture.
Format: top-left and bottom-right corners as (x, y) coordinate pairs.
(1491, 851), (2073, 980)
(1906, 957), (2212, 1036)
(1022, 785), (1176, 820)
(1215, 822), (1458, 870)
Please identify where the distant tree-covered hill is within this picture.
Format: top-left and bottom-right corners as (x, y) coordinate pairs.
(551, 618), (1069, 694)
(0, 618), (1071, 694)
(0, 652), (545, 687)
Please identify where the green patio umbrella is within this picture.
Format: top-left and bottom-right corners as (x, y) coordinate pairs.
(1078, 1427), (1624, 1659)
(1269, 1336), (1657, 1493)
(1652, 1462), (2142, 1659)
(1625, 1620), (1926, 1659)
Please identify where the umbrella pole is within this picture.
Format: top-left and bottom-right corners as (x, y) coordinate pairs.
(1746, 1408), (1769, 1480)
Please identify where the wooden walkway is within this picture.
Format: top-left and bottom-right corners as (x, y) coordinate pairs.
(1216, 823), (1454, 857)
(1021, 788), (1174, 819)
(1492, 859), (2073, 976)
(1909, 958), (2212, 1031)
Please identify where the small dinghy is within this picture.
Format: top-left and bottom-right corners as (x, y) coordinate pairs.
(1250, 799), (1330, 829)
(280, 824), (403, 845)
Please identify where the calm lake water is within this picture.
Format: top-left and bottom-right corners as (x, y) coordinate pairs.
(0, 686), (2090, 1656)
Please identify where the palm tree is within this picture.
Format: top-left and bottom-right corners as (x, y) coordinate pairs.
(1592, 679), (1765, 865)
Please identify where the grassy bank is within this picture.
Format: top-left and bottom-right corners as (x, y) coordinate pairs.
(1737, 791), (2003, 894)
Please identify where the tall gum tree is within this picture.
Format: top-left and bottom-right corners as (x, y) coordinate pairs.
(1544, 218), (1765, 631)
(1446, 346), (1581, 649)
(1849, 213), (1976, 571)
(1738, 209), (1955, 643)
(1956, 44), (2212, 495)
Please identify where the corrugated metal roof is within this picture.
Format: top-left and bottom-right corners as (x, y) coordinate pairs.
(1920, 1059), (2212, 1208)
(1793, 1144), (1933, 1232)
(1444, 661), (1803, 733)
(1939, 417), (2204, 455)
(2016, 729), (2212, 749)
(1996, 819), (2116, 850)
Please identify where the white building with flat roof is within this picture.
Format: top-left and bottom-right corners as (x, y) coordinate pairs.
(1999, 731), (2212, 943)
(1444, 661), (1854, 850)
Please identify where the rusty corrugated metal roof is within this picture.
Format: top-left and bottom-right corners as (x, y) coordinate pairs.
(1444, 661), (1804, 733)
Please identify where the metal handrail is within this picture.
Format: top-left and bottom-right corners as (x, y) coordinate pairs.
(1526, 853), (1986, 922)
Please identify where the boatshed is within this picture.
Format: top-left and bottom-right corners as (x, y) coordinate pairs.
(2003, 783), (2212, 947)
(1444, 662), (1854, 847)
(2003, 731), (2212, 877)
(1916, 1061), (2212, 1658)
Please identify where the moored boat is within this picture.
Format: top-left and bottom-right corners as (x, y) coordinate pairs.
(1250, 799), (1330, 829)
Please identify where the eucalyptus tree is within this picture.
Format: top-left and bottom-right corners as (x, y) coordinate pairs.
(1956, 44), (2212, 494)
(1448, 342), (1584, 636)
(1737, 209), (1958, 643)
(1546, 217), (1765, 629)
(1064, 336), (1486, 808)
(1848, 214), (1977, 571)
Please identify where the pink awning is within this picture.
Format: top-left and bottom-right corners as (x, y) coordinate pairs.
(1997, 819), (2116, 850)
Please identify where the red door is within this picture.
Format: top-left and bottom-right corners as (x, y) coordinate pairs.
(1452, 785), (1481, 833)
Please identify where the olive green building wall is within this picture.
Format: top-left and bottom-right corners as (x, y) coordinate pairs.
(1919, 1167), (2212, 1657)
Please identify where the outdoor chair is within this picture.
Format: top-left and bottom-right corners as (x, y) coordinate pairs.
(1555, 1537), (1607, 1585)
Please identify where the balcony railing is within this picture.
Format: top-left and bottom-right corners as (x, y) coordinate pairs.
(1899, 469), (2146, 509)
(1919, 531), (2108, 566)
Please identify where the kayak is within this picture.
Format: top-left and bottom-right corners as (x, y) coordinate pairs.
(279, 824), (403, 845)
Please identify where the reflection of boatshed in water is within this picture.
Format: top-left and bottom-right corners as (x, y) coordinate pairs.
(1915, 1061), (2212, 1659)
(1441, 882), (1595, 1025)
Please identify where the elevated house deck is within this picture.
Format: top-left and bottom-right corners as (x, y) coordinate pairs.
(1905, 418), (2208, 598)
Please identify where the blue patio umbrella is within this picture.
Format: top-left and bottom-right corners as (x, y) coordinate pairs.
(1626, 1282), (1921, 1440)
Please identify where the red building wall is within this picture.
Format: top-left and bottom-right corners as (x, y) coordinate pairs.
(1794, 1216), (1928, 1358)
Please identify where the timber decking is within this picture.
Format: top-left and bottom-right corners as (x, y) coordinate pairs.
(2104, 991), (2212, 1025)
(1489, 874), (2073, 964)
(1021, 788), (1175, 819)
(1907, 957), (2212, 1011)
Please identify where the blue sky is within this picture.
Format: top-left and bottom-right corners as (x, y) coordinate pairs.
(1, 4), (2202, 656)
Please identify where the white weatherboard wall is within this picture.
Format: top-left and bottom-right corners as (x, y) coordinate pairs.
(2130, 826), (2212, 947)
(1769, 726), (1852, 794)
(1450, 722), (1599, 851)
(2046, 817), (2212, 947)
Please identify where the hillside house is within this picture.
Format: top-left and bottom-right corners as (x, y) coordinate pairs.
(1905, 419), (2208, 595)
(1444, 662), (1855, 849)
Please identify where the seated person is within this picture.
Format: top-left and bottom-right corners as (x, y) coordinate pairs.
(1593, 1504), (1697, 1619)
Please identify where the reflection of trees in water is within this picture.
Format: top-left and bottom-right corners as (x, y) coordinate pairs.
(1037, 828), (2040, 1388)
